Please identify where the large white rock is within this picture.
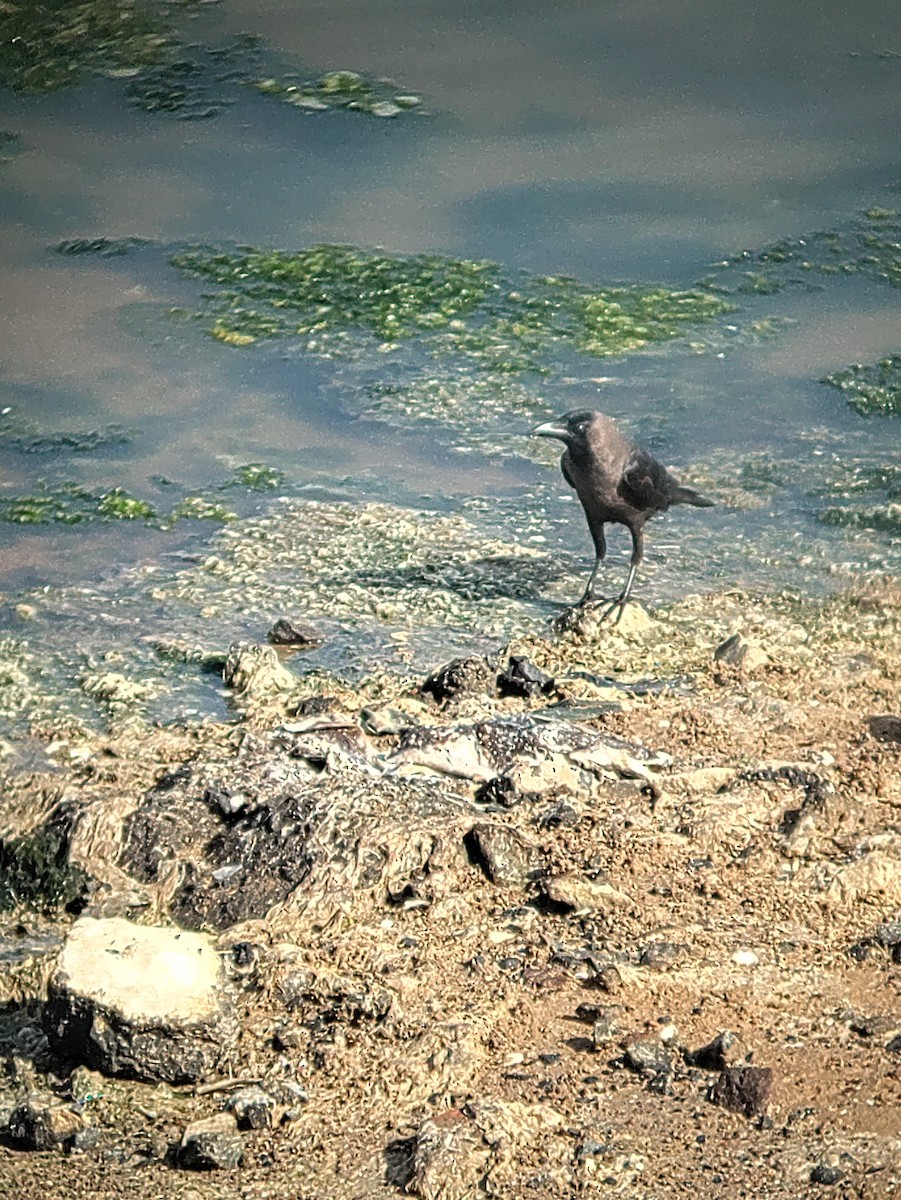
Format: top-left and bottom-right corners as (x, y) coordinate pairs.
(44, 917), (236, 1083)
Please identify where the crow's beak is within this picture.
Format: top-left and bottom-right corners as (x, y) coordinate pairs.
(531, 420), (568, 441)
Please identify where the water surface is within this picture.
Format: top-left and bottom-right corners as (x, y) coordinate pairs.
(0, 0), (898, 728)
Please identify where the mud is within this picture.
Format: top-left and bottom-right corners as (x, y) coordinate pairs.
(0, 581), (900, 1198)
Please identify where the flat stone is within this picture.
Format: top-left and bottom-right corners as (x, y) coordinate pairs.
(556, 600), (656, 640)
(824, 850), (901, 909)
(178, 1112), (244, 1170)
(44, 917), (236, 1083)
(506, 756), (584, 795)
(714, 632), (770, 672)
(542, 872), (632, 912)
(465, 823), (543, 887)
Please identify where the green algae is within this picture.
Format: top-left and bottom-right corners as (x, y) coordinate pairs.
(0, 0), (171, 95)
(169, 495), (237, 522)
(821, 354), (901, 418)
(818, 503), (901, 536)
(250, 69), (421, 117)
(0, 482), (155, 525)
(702, 208), (901, 294)
(171, 244), (500, 344)
(0, 407), (132, 454)
(223, 463), (286, 491)
(0, 2), (418, 125)
(57, 236), (148, 257)
(0, 475), (256, 529)
(0, 482), (109, 525)
(170, 243), (730, 368)
(97, 488), (156, 520)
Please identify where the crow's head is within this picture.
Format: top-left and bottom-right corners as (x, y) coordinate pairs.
(531, 410), (596, 451)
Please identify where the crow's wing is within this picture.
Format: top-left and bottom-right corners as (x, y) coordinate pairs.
(561, 453), (577, 491)
(618, 448), (674, 512)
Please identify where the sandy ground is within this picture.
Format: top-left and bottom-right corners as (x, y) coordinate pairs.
(1, 581), (900, 1199)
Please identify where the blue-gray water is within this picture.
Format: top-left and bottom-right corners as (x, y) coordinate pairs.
(0, 0), (898, 728)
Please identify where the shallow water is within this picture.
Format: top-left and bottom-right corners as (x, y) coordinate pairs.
(0, 0), (898, 729)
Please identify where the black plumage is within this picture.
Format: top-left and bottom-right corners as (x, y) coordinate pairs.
(533, 409), (714, 617)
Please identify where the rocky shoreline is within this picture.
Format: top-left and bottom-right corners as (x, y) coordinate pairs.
(1, 583), (900, 1198)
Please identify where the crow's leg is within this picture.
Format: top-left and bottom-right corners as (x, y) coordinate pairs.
(578, 525), (606, 606)
(598, 526), (643, 623)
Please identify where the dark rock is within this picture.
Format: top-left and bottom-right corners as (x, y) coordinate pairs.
(624, 1039), (675, 1077)
(177, 1113), (244, 1170)
(273, 1024), (303, 1051)
(122, 783), (220, 887)
(5, 1094), (84, 1150)
(639, 941), (688, 970)
(848, 1013), (901, 1042)
(874, 917), (901, 947)
(421, 656), (493, 705)
(474, 776), (521, 808)
(685, 1030), (742, 1071)
(164, 793), (314, 931)
(708, 1065), (773, 1118)
(0, 812), (89, 914)
(537, 802), (579, 829)
(714, 632), (770, 671)
(465, 823), (543, 887)
(224, 1085), (275, 1130)
(867, 714), (901, 744)
(229, 941), (261, 973)
(267, 618), (322, 646)
(204, 786), (255, 820)
(623, 1040), (676, 1095)
(496, 655), (556, 699)
(810, 1163), (845, 1185)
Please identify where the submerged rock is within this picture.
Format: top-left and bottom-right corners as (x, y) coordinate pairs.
(223, 642), (298, 703)
(266, 617), (322, 646)
(43, 917), (236, 1083)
